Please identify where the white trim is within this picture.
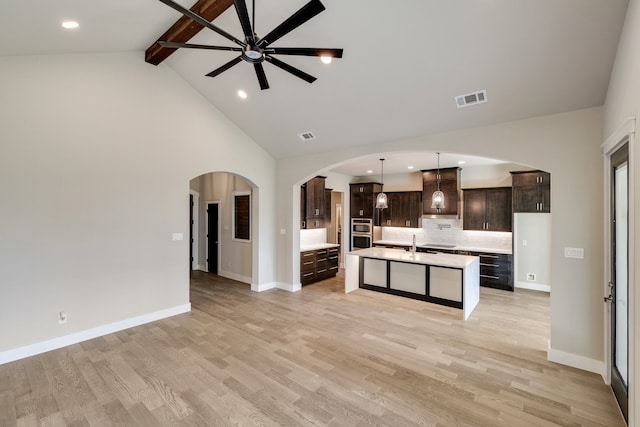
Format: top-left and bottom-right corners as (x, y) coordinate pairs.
(276, 282), (302, 292)
(602, 117), (636, 153)
(602, 117), (636, 424)
(251, 282), (278, 292)
(548, 346), (605, 378)
(515, 281), (550, 293)
(0, 304), (191, 365)
(219, 270), (251, 284)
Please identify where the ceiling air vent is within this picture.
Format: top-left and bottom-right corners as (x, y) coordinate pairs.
(455, 90), (488, 108)
(297, 131), (317, 141)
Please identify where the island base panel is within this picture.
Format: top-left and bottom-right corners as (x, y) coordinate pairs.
(390, 262), (426, 294)
(363, 258), (387, 287)
(429, 266), (462, 302)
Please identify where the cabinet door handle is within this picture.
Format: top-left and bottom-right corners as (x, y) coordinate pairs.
(303, 272), (314, 277)
(480, 274), (500, 280)
(480, 263), (500, 267)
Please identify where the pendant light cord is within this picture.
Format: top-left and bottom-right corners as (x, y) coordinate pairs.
(436, 152), (441, 191)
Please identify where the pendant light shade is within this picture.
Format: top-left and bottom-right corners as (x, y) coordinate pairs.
(376, 158), (388, 209)
(431, 152), (445, 212)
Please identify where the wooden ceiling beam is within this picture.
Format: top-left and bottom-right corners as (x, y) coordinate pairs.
(145, 0), (234, 66)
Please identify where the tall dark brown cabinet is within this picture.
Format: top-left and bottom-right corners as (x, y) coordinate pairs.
(301, 176), (326, 229)
(350, 183), (383, 224)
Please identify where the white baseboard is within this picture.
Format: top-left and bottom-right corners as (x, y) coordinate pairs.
(548, 346), (605, 377)
(0, 303), (191, 365)
(276, 282), (302, 292)
(515, 281), (551, 293)
(195, 264), (206, 271)
(251, 282), (277, 292)
(219, 270), (251, 284)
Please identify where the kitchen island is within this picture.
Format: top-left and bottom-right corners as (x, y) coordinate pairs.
(345, 247), (480, 320)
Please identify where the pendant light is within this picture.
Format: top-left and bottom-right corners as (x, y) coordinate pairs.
(375, 158), (388, 209)
(431, 152), (445, 212)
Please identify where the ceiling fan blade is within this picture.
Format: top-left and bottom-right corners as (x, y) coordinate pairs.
(254, 63), (270, 90)
(258, 0), (325, 47)
(157, 0), (245, 47)
(265, 55), (316, 84)
(266, 47), (343, 58)
(159, 41), (243, 52)
(233, 0), (254, 43)
(206, 56), (243, 77)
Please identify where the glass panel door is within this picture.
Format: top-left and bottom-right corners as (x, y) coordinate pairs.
(610, 143), (628, 421)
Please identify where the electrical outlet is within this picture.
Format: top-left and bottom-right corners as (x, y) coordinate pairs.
(58, 311), (67, 324)
(526, 273), (536, 281)
(522, 240), (527, 246)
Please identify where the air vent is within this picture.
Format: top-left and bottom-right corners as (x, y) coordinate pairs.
(455, 90), (488, 108)
(297, 131), (317, 141)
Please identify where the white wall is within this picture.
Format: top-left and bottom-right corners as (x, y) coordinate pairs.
(0, 52), (276, 358)
(277, 107), (604, 371)
(514, 213), (552, 291)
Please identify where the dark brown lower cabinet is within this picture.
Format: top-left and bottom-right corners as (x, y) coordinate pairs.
(458, 250), (513, 291)
(301, 246), (339, 286)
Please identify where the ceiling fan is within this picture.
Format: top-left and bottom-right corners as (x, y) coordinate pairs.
(156, 0), (344, 90)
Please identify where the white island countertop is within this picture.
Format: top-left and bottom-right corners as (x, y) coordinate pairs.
(350, 247), (478, 268)
(372, 240), (512, 255)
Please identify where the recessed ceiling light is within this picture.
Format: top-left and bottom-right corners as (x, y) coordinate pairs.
(320, 56), (332, 64)
(458, 160), (466, 165)
(62, 21), (79, 29)
(237, 90), (247, 99)
(407, 166), (414, 170)
(367, 170), (373, 174)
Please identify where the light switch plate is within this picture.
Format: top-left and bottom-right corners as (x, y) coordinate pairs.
(564, 247), (584, 259)
(172, 233), (183, 241)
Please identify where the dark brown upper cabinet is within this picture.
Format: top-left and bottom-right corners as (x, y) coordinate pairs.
(301, 176), (326, 229)
(380, 191), (422, 227)
(510, 170), (550, 213)
(422, 167), (461, 217)
(463, 187), (512, 232)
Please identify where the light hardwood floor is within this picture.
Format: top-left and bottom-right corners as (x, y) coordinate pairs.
(0, 271), (626, 426)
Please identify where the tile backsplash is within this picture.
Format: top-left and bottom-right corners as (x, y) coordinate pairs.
(380, 219), (512, 251)
(300, 228), (327, 247)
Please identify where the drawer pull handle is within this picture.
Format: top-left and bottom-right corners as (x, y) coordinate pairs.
(480, 274), (500, 280)
(317, 269), (327, 273)
(303, 273), (314, 277)
(480, 263), (500, 267)
(303, 261), (314, 266)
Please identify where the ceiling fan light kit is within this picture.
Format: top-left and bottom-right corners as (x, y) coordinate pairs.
(156, 0), (343, 90)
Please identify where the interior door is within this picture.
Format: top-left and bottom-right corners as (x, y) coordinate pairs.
(608, 142), (628, 421)
(207, 203), (219, 274)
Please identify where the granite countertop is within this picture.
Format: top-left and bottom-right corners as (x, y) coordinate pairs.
(372, 240), (512, 255)
(300, 243), (341, 252)
(349, 247), (478, 268)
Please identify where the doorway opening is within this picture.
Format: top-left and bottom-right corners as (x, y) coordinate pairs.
(189, 172), (255, 286)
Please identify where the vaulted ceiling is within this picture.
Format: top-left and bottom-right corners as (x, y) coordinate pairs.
(0, 0), (629, 170)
